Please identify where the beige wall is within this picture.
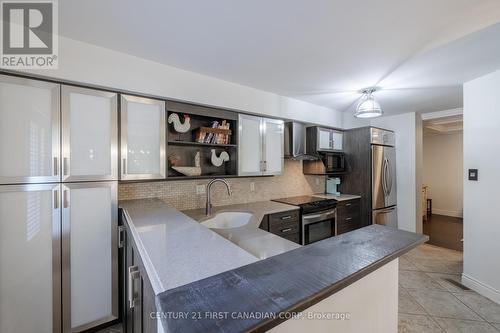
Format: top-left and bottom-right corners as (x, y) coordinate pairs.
(423, 132), (463, 217)
(119, 160), (325, 210)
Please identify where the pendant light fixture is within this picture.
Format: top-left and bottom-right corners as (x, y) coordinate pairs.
(354, 88), (383, 118)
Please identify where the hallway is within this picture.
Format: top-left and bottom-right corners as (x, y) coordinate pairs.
(423, 214), (463, 251)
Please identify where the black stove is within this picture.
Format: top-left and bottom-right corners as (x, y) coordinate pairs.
(272, 195), (337, 214)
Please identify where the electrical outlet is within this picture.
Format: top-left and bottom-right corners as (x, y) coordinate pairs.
(196, 185), (205, 195)
(250, 182), (255, 192)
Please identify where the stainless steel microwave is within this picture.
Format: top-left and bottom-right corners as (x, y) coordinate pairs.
(322, 152), (346, 173)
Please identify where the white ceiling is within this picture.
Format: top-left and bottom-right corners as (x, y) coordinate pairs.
(59, 0), (500, 116)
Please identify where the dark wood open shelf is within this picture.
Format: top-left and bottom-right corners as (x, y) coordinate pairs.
(168, 140), (237, 148)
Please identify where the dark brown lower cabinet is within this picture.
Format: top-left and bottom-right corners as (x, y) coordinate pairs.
(336, 199), (361, 235)
(262, 210), (301, 244)
(123, 213), (157, 333)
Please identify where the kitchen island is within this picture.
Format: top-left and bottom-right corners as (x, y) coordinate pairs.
(120, 198), (427, 333)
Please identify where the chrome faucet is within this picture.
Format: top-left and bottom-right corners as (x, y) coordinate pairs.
(206, 178), (232, 215)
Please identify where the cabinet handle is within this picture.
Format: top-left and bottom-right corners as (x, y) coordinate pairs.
(53, 189), (59, 209)
(345, 217), (353, 221)
(281, 228), (292, 233)
(53, 157), (59, 176)
(128, 266), (140, 308)
(63, 189), (69, 208)
(122, 158), (127, 175)
(118, 226), (125, 249)
(280, 215), (292, 220)
(345, 203), (352, 207)
(63, 157), (69, 176)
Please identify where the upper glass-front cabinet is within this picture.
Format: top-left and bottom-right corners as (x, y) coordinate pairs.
(62, 85), (118, 182)
(120, 95), (166, 180)
(238, 114), (284, 176)
(0, 74), (60, 184)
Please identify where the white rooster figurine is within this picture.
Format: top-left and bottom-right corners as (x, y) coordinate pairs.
(211, 149), (230, 167)
(168, 113), (191, 133)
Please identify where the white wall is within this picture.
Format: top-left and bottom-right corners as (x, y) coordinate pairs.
(371, 112), (419, 233)
(423, 132), (463, 217)
(22, 36), (342, 127)
(462, 70), (500, 304)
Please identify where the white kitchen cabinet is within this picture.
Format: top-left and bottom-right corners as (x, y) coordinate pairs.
(120, 95), (166, 180)
(0, 74), (60, 184)
(62, 85), (118, 182)
(61, 182), (118, 332)
(0, 184), (61, 333)
(307, 126), (343, 152)
(263, 118), (285, 175)
(238, 114), (263, 176)
(238, 114), (284, 176)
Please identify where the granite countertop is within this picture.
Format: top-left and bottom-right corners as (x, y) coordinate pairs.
(313, 193), (362, 201)
(120, 198), (259, 295)
(156, 225), (428, 333)
(183, 201), (302, 259)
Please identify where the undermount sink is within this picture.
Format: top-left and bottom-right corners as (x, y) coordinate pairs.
(201, 212), (253, 229)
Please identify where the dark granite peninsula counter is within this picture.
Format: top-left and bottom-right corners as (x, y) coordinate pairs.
(120, 199), (427, 333)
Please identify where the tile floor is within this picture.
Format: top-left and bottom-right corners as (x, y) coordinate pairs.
(399, 244), (500, 333)
(98, 244), (500, 333)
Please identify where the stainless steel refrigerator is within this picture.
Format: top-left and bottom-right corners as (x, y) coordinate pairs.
(343, 127), (398, 228)
(371, 129), (397, 227)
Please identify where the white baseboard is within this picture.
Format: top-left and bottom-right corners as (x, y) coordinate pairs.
(432, 209), (463, 218)
(462, 274), (500, 305)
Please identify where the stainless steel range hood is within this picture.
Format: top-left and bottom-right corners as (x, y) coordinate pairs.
(284, 122), (318, 160)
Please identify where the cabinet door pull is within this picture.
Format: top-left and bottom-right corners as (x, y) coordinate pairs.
(122, 158), (127, 175)
(53, 157), (59, 176)
(281, 228), (292, 233)
(118, 226), (125, 249)
(128, 266), (140, 308)
(63, 157), (69, 176)
(345, 217), (353, 221)
(53, 189), (59, 209)
(63, 189), (69, 208)
(345, 203), (352, 207)
(280, 215), (292, 220)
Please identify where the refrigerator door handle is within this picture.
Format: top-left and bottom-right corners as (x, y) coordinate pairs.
(382, 158), (388, 197)
(386, 158), (392, 196)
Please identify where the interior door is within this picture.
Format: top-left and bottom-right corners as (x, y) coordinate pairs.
(120, 95), (166, 180)
(62, 85), (118, 182)
(262, 118), (284, 175)
(62, 182), (118, 332)
(0, 74), (60, 184)
(373, 206), (398, 228)
(0, 184), (61, 333)
(383, 146), (397, 207)
(238, 114), (263, 176)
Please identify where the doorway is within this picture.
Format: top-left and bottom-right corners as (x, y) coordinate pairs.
(422, 114), (463, 251)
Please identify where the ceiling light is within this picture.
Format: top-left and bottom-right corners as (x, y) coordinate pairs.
(354, 88), (383, 118)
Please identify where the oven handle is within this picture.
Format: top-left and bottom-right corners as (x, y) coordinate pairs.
(302, 208), (336, 225)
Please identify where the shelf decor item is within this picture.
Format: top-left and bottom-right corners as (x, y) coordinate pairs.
(210, 149), (230, 167)
(171, 151), (202, 176)
(168, 113), (191, 133)
(194, 120), (232, 144)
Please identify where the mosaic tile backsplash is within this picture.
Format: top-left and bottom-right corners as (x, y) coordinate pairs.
(119, 160), (326, 210)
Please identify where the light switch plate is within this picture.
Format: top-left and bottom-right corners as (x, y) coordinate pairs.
(250, 182), (255, 192)
(468, 169), (478, 181)
(196, 184), (205, 194)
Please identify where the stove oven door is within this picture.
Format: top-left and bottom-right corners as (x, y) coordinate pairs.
(302, 208), (336, 245)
